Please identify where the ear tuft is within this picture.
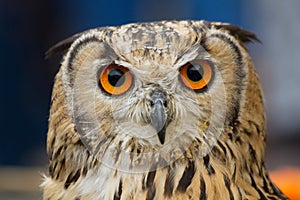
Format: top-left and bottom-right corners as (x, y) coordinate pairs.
(212, 22), (261, 44)
(45, 32), (86, 59)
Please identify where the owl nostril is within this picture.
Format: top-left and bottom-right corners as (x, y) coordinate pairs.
(150, 99), (167, 108)
(150, 101), (155, 107)
(150, 90), (167, 108)
(163, 100), (167, 108)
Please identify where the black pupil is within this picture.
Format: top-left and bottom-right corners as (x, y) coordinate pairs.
(108, 68), (125, 87)
(187, 63), (204, 82)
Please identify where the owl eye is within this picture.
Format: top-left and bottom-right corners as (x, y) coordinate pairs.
(179, 60), (213, 92)
(99, 64), (133, 95)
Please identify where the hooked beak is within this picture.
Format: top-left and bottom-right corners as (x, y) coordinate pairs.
(150, 90), (168, 144)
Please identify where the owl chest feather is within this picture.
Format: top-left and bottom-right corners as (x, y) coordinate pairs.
(43, 147), (286, 200)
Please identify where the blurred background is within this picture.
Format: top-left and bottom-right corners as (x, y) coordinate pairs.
(0, 0), (299, 199)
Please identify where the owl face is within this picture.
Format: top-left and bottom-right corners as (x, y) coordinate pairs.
(58, 21), (255, 171)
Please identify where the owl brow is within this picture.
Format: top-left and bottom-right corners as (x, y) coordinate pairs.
(175, 45), (208, 68)
(202, 33), (243, 66)
(67, 36), (102, 73)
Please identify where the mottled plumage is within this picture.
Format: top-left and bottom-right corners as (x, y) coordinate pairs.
(42, 20), (288, 200)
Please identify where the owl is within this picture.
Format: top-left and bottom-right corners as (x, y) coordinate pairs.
(42, 20), (288, 200)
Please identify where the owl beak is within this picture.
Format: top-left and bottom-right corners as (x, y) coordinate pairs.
(150, 90), (168, 144)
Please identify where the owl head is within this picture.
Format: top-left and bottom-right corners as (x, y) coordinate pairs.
(48, 20), (260, 172)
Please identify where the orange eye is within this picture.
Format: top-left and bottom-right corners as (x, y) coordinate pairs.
(99, 64), (133, 95)
(179, 60), (213, 92)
